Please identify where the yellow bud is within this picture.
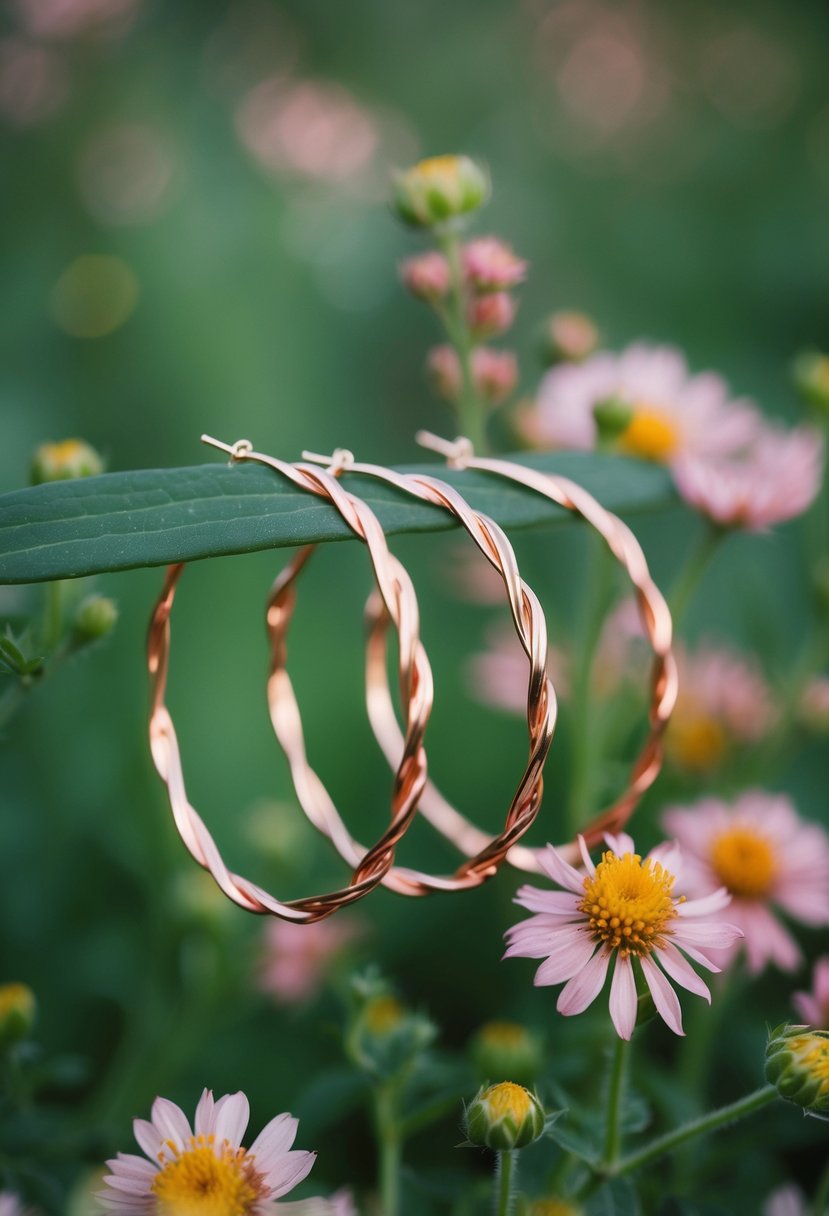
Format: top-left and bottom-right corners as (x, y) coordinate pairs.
(465, 1081), (545, 1151)
(0, 982), (36, 1043)
(392, 155), (489, 228)
(31, 438), (104, 485)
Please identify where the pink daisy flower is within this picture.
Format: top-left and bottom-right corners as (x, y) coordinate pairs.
(100, 1089), (317, 1213)
(663, 793), (829, 974)
(793, 956), (829, 1028)
(522, 343), (760, 465)
(504, 832), (741, 1040)
(672, 424), (824, 530)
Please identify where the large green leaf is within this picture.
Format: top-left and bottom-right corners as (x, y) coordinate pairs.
(0, 451), (676, 584)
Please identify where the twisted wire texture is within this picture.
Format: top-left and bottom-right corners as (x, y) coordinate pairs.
(400, 440), (677, 868)
(148, 448), (433, 920)
(272, 458), (557, 895)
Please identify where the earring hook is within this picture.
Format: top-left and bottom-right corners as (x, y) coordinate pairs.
(415, 431), (474, 468)
(201, 434), (254, 462)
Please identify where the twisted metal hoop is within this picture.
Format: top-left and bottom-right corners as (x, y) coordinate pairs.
(147, 437), (433, 921)
(384, 431), (676, 869)
(287, 448), (557, 894)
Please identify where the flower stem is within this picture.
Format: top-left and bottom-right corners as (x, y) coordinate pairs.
(603, 1033), (630, 1168)
(668, 522), (725, 627)
(495, 1150), (517, 1216)
(375, 1082), (402, 1216)
(614, 1084), (777, 1177)
(437, 229), (487, 453)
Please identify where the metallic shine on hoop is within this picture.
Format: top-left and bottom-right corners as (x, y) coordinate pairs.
(147, 436), (433, 921)
(291, 448), (557, 895)
(401, 431), (677, 869)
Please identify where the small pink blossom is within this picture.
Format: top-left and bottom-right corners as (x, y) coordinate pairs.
(763, 1185), (807, 1216)
(793, 956), (829, 1027)
(468, 291), (517, 339)
(100, 1089), (317, 1212)
(426, 344), (462, 401)
(663, 792), (829, 974)
(522, 342), (760, 465)
(259, 916), (362, 1006)
(467, 619), (570, 714)
(673, 425), (824, 530)
(0, 1194), (36, 1216)
(505, 832), (741, 1040)
(399, 251), (450, 301)
(472, 347), (518, 404)
(463, 237), (527, 291)
(544, 310), (599, 363)
(799, 676), (829, 732)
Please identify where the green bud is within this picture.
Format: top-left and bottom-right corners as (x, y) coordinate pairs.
(392, 155), (489, 228)
(792, 350), (829, 414)
(470, 1021), (543, 1085)
(0, 982), (37, 1044)
(765, 1024), (829, 1114)
(518, 1201), (584, 1216)
(346, 987), (436, 1080)
(31, 438), (104, 485)
(539, 311), (599, 367)
(464, 1082), (545, 1152)
(592, 395), (634, 447)
(72, 595), (118, 643)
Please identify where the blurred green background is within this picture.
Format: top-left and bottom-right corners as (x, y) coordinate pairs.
(1, 0), (828, 1209)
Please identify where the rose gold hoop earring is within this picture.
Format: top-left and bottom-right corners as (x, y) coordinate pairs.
(291, 448), (557, 895)
(410, 431), (678, 867)
(147, 436), (433, 922)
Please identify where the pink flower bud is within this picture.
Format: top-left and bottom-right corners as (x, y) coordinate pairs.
(426, 345), (462, 402)
(468, 292), (516, 339)
(472, 347), (518, 404)
(542, 310), (600, 365)
(399, 252), (451, 302)
(463, 237), (527, 291)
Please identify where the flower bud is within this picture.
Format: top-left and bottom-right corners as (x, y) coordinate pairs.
(464, 1082), (545, 1152)
(468, 292), (517, 339)
(472, 348), (518, 405)
(539, 311), (599, 366)
(399, 252), (451, 301)
(470, 1021), (543, 1085)
(392, 155), (489, 228)
(519, 1201), (583, 1216)
(593, 395), (634, 447)
(346, 987), (436, 1080)
(31, 438), (104, 485)
(765, 1024), (829, 1114)
(792, 350), (829, 414)
(0, 982), (36, 1044)
(71, 595), (118, 644)
(798, 678), (829, 734)
(463, 238), (527, 292)
(426, 345), (462, 403)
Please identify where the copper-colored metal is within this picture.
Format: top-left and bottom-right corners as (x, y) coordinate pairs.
(147, 437), (433, 920)
(381, 431), (676, 868)
(291, 449), (557, 894)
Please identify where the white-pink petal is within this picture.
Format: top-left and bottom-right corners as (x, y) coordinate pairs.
(150, 1097), (191, 1149)
(640, 955), (684, 1035)
(556, 948), (610, 1016)
(269, 1150), (317, 1199)
(539, 844), (587, 894)
(656, 943), (711, 1002)
(535, 935), (596, 986)
(194, 1087), (215, 1137)
(608, 955), (637, 1040)
(249, 1112), (300, 1173)
(212, 1091), (250, 1149)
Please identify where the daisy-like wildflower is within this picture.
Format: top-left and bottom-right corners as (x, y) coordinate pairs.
(666, 643), (777, 773)
(663, 793), (829, 974)
(100, 1089), (316, 1213)
(505, 833), (741, 1040)
(672, 425), (823, 530)
(793, 957), (829, 1028)
(522, 343), (759, 465)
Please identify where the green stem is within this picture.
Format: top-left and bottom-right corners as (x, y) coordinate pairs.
(496, 1150), (517, 1216)
(614, 1084), (777, 1177)
(603, 1034), (630, 1168)
(375, 1083), (402, 1216)
(44, 580), (65, 651)
(668, 523), (725, 627)
(437, 229), (487, 453)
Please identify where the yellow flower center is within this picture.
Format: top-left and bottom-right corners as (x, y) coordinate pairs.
(618, 408), (679, 462)
(667, 711), (729, 771)
(151, 1137), (264, 1216)
(44, 439), (87, 464)
(363, 995), (404, 1034)
(710, 827), (776, 899)
(527, 1202), (583, 1216)
(416, 154), (461, 180)
(578, 851), (680, 957)
(484, 1082), (533, 1122)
